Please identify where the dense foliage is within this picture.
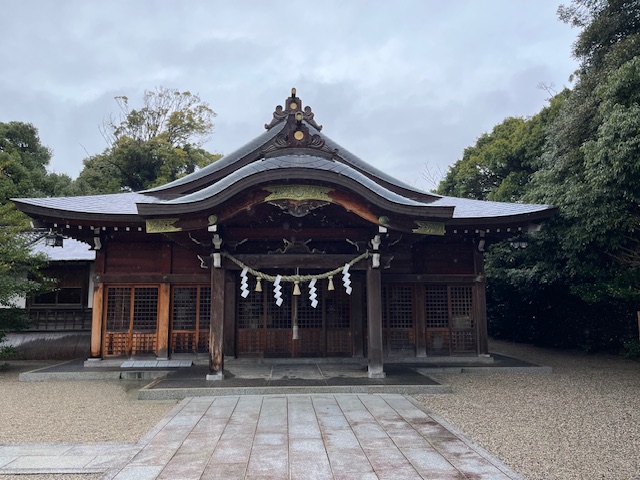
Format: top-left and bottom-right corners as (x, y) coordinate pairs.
(438, 0), (640, 351)
(0, 122), (54, 354)
(77, 87), (221, 193)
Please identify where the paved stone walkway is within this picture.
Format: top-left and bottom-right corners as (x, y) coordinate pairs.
(0, 394), (524, 479)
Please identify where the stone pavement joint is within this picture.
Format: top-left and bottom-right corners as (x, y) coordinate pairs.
(0, 394), (525, 480)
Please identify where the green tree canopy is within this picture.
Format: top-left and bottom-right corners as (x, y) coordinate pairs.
(77, 87), (221, 193)
(437, 93), (565, 202)
(439, 0), (640, 350)
(0, 122), (54, 351)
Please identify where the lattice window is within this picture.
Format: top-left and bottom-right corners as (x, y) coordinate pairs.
(298, 291), (323, 329)
(426, 286), (449, 328)
(266, 283), (291, 329)
(383, 285), (413, 328)
(106, 287), (131, 331)
(237, 288), (264, 329)
(173, 287), (197, 330)
(132, 287), (158, 331)
(199, 287), (211, 331)
(326, 286), (350, 329)
(450, 286), (473, 328)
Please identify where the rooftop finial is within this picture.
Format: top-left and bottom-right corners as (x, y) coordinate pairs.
(265, 89), (323, 131)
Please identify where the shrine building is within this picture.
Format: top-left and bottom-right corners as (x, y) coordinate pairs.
(13, 89), (554, 378)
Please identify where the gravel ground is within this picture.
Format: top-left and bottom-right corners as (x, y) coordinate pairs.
(416, 339), (640, 480)
(0, 361), (175, 480)
(0, 361), (175, 444)
(1, 343), (639, 480)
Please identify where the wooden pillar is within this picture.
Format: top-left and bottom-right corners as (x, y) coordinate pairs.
(366, 261), (385, 378)
(89, 283), (104, 359)
(88, 249), (106, 360)
(208, 265), (225, 379)
(475, 281), (488, 355)
(474, 247), (489, 355)
(156, 283), (170, 360)
(415, 285), (427, 357)
(351, 279), (364, 357)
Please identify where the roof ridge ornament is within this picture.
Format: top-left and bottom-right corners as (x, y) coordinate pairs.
(265, 88), (323, 131)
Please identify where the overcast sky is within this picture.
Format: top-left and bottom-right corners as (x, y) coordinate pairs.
(0, 1), (579, 191)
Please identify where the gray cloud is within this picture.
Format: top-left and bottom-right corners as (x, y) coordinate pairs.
(0, 0), (577, 190)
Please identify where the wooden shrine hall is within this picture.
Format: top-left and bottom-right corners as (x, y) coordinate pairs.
(14, 89), (554, 378)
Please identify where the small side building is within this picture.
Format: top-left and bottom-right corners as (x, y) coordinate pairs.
(4, 231), (95, 356)
(13, 90), (554, 377)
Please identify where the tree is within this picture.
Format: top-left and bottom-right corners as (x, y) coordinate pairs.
(440, 0), (640, 350)
(0, 121), (51, 201)
(0, 122), (53, 356)
(76, 87), (221, 193)
(437, 93), (566, 202)
(526, 0), (640, 296)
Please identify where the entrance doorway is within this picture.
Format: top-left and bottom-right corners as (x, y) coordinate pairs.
(236, 275), (352, 357)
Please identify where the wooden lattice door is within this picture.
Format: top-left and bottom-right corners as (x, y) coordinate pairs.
(425, 285), (477, 355)
(381, 284), (416, 355)
(171, 286), (211, 354)
(103, 286), (158, 357)
(236, 276), (352, 357)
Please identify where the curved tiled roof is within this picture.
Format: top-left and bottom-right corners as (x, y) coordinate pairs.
(430, 195), (552, 219)
(13, 192), (159, 217)
(12, 90), (555, 228)
(161, 155), (428, 207)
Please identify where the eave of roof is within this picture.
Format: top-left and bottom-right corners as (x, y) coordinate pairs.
(12, 192), (160, 222)
(136, 155), (454, 219)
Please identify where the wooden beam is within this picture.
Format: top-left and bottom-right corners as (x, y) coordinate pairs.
(90, 283), (103, 358)
(382, 274), (482, 284)
(366, 261), (385, 378)
(208, 266), (225, 379)
(156, 283), (170, 359)
(94, 274), (210, 284)
(224, 227), (372, 241)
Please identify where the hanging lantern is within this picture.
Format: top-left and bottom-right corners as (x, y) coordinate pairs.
(255, 278), (262, 292)
(327, 275), (335, 291)
(293, 280), (301, 296)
